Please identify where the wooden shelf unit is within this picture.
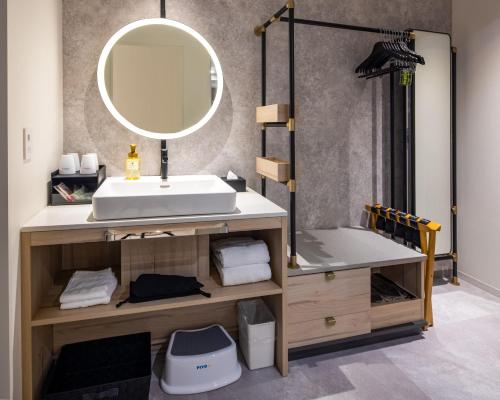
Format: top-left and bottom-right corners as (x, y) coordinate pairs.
(21, 216), (288, 400)
(256, 104), (289, 124)
(256, 156), (290, 183)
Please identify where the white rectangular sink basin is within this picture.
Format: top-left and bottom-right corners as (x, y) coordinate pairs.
(92, 175), (237, 220)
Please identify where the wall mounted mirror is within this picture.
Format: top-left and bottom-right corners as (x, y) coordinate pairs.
(97, 18), (223, 140)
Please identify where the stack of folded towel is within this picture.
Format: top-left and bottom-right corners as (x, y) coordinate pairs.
(211, 237), (272, 286)
(59, 268), (118, 310)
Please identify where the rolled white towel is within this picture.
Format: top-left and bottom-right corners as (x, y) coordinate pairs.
(211, 238), (270, 268)
(214, 258), (271, 286)
(60, 296), (112, 310)
(60, 268), (117, 305)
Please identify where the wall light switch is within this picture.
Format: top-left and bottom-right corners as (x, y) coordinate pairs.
(23, 128), (32, 162)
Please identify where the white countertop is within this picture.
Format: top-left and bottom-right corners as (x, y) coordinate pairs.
(21, 191), (287, 232)
(289, 227), (427, 276)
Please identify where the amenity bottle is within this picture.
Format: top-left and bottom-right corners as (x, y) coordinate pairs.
(125, 144), (140, 180)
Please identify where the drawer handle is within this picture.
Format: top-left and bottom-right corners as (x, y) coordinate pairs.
(325, 271), (336, 281)
(325, 316), (336, 327)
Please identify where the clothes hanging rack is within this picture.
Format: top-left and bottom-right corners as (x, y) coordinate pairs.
(254, 1), (416, 270)
(256, 5), (458, 283)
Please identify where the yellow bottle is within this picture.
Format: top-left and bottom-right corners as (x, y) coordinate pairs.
(125, 144), (140, 180)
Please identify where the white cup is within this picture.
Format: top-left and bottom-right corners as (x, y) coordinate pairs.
(68, 153), (80, 172)
(87, 153), (99, 171)
(59, 155), (76, 175)
(80, 154), (97, 175)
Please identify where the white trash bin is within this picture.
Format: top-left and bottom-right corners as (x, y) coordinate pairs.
(237, 298), (276, 370)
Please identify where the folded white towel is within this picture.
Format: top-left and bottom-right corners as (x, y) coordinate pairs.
(211, 238), (270, 269)
(60, 296), (112, 310)
(60, 268), (117, 305)
(214, 258), (272, 286)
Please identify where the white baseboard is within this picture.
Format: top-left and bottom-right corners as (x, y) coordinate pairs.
(459, 271), (500, 298)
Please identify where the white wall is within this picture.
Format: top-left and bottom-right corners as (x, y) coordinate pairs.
(453, 0), (500, 294)
(0, 0), (9, 398)
(7, 0), (63, 398)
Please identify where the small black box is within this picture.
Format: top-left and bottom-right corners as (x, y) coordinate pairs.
(42, 332), (151, 400)
(49, 165), (106, 205)
(221, 176), (246, 192)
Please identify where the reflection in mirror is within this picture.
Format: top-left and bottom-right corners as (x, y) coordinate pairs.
(98, 19), (223, 140)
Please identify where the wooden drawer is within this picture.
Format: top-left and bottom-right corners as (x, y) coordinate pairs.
(371, 299), (423, 330)
(288, 311), (371, 348)
(288, 269), (370, 309)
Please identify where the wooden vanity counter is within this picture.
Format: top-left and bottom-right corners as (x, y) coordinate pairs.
(21, 191), (288, 400)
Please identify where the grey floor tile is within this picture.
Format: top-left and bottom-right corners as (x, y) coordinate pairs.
(150, 281), (500, 400)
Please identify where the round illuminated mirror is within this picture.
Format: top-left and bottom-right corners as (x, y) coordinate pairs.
(97, 19), (223, 140)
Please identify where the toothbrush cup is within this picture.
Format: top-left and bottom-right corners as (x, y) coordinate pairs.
(80, 154), (97, 175)
(68, 153), (80, 172)
(87, 153), (99, 170)
(59, 155), (77, 175)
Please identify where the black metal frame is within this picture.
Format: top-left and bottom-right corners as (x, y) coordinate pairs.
(257, 6), (417, 268)
(451, 47), (458, 284)
(257, 3), (298, 267)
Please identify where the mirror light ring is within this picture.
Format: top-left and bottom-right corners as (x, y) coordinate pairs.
(97, 18), (224, 140)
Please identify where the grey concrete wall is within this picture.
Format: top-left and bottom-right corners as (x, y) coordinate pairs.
(0, 0), (9, 397)
(63, 0), (451, 229)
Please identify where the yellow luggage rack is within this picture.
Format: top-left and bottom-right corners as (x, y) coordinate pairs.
(365, 204), (441, 329)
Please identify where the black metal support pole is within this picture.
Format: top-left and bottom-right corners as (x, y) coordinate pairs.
(390, 71), (395, 208)
(451, 47), (459, 285)
(288, 6), (298, 268)
(408, 36), (416, 214)
(160, 0), (166, 18)
(261, 31), (267, 196)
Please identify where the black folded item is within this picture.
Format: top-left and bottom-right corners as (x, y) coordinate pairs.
(394, 222), (407, 239)
(116, 274), (211, 308)
(375, 216), (386, 231)
(384, 219), (395, 235)
(410, 228), (422, 248)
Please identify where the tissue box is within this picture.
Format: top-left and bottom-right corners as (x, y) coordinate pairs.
(221, 176), (246, 192)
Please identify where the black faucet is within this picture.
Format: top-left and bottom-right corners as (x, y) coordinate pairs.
(161, 139), (168, 181)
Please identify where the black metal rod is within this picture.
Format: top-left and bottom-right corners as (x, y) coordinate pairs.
(408, 37), (416, 214)
(261, 31), (267, 196)
(289, 7), (297, 260)
(451, 48), (458, 282)
(280, 17), (407, 36)
(262, 4), (289, 29)
(265, 122), (287, 128)
(390, 71), (395, 208)
(160, 0), (166, 18)
(435, 254), (453, 261)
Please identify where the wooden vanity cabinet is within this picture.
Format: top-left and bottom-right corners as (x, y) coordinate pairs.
(21, 216), (288, 400)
